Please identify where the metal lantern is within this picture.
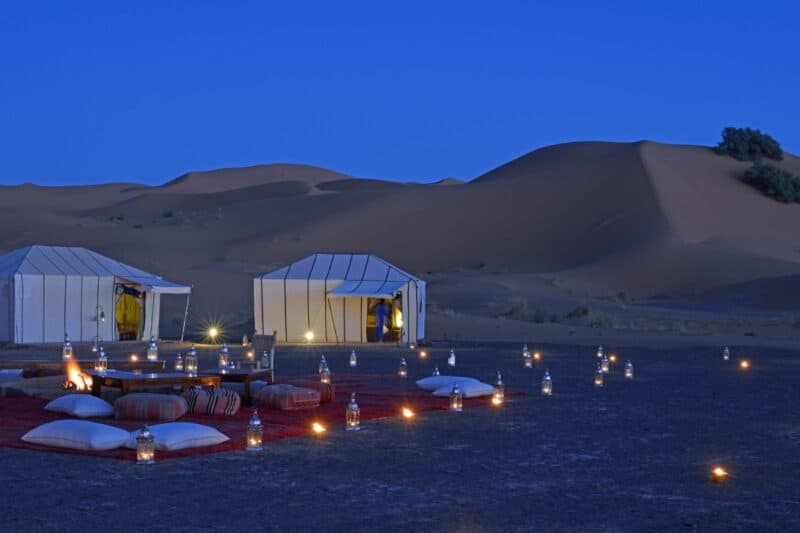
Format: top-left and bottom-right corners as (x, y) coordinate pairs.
(146, 336), (158, 361)
(541, 370), (553, 396)
(624, 360), (634, 379)
(723, 346), (730, 361)
(492, 371), (505, 406)
(318, 355), (328, 374)
(450, 383), (463, 412)
(242, 334), (249, 347)
(448, 349), (456, 367)
(320, 363), (331, 384)
(523, 345), (532, 368)
(94, 348), (108, 374)
(62, 334), (74, 361)
(597, 345), (604, 359)
(601, 355), (610, 374)
(246, 409), (263, 451)
(398, 358), (408, 378)
(174, 353), (184, 372)
(349, 350), (358, 367)
(218, 343), (230, 370)
(136, 426), (155, 465)
(261, 351), (270, 369)
(432, 366), (440, 377)
(185, 345), (198, 374)
(594, 365), (604, 387)
(346, 392), (360, 431)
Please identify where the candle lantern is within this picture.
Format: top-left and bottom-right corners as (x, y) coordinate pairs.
(624, 360), (634, 379)
(449, 383), (463, 412)
(218, 343), (230, 370)
(398, 358), (408, 378)
(597, 345), (604, 359)
(541, 370), (553, 396)
(260, 351), (270, 369)
(432, 366), (440, 377)
(349, 350), (357, 367)
(320, 363), (331, 384)
(146, 336), (158, 361)
(345, 393), (360, 431)
(94, 347), (108, 374)
(523, 345), (532, 368)
(318, 354), (328, 374)
(174, 353), (184, 372)
(723, 346), (730, 361)
(242, 334), (249, 347)
(492, 371), (504, 406)
(185, 345), (198, 374)
(62, 334), (73, 361)
(136, 426), (155, 465)
(594, 365), (604, 387)
(601, 354), (610, 374)
(447, 349), (456, 367)
(246, 409), (263, 451)
(711, 466), (729, 482)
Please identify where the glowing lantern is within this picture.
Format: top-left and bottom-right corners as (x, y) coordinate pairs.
(185, 345), (198, 374)
(320, 363), (331, 384)
(136, 426), (155, 465)
(533, 351), (541, 362)
(541, 370), (553, 396)
(447, 349), (456, 367)
(62, 334), (73, 361)
(419, 350), (427, 359)
(409, 343), (416, 350)
(246, 409), (263, 451)
(597, 345), (604, 359)
(349, 350), (357, 367)
(146, 337), (158, 361)
(594, 365), (604, 387)
(523, 345), (532, 368)
(318, 355), (327, 374)
(218, 343), (230, 370)
(711, 466), (729, 482)
(600, 355), (610, 374)
(401, 407), (415, 419)
(91, 338), (99, 354)
(129, 353), (139, 363)
(398, 358), (408, 378)
(624, 360), (634, 379)
(609, 354), (617, 364)
(345, 393), (360, 431)
(94, 347), (108, 374)
(740, 360), (750, 370)
(242, 334), (249, 347)
(305, 330), (315, 343)
(311, 421), (326, 435)
(723, 346), (730, 361)
(245, 348), (254, 361)
(492, 371), (504, 406)
(432, 366), (440, 377)
(174, 353), (184, 371)
(449, 383), (463, 412)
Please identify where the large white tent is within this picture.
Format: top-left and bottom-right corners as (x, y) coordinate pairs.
(254, 253), (425, 344)
(0, 245), (191, 344)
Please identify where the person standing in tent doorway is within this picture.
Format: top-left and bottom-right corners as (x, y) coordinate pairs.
(376, 300), (388, 342)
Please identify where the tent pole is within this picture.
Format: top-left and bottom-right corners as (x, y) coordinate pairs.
(180, 291), (191, 342)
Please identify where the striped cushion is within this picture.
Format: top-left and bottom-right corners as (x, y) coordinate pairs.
(182, 388), (241, 416)
(114, 393), (188, 422)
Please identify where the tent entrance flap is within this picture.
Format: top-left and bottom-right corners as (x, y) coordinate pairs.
(327, 280), (406, 299)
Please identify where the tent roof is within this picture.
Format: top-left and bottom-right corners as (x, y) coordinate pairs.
(0, 245), (191, 293)
(327, 280), (407, 298)
(258, 253), (421, 283)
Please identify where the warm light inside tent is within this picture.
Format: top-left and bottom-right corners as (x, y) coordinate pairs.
(305, 330), (315, 343)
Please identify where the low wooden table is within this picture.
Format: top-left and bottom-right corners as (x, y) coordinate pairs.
(87, 371), (221, 397)
(205, 368), (273, 405)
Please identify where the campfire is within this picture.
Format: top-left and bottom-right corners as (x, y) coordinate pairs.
(62, 358), (93, 391)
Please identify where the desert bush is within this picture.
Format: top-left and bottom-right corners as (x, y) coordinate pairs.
(741, 164), (800, 203)
(714, 127), (783, 162)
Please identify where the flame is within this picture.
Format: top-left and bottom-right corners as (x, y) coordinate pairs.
(311, 421), (326, 434)
(64, 359), (93, 391)
(401, 407), (415, 419)
(712, 466), (729, 480)
(491, 396), (503, 406)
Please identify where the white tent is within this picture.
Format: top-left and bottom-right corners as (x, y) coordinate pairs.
(254, 253), (425, 344)
(0, 245), (191, 344)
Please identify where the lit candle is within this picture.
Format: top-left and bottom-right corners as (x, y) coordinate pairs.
(533, 351), (541, 362)
(739, 360), (750, 370)
(217, 343), (230, 370)
(523, 344), (532, 368)
(174, 353), (184, 371)
(624, 360), (634, 379)
(146, 337), (158, 361)
(608, 354), (617, 364)
(401, 406), (415, 419)
(94, 348), (108, 374)
(419, 350), (427, 359)
(346, 393), (360, 431)
(136, 426), (155, 465)
(320, 363), (331, 384)
(597, 345), (603, 359)
(541, 370), (553, 396)
(185, 345), (198, 374)
(312, 421), (326, 435)
(722, 346), (730, 361)
(600, 355), (610, 374)
(129, 353), (139, 363)
(594, 365), (604, 387)
(492, 371), (504, 406)
(62, 334), (73, 361)
(449, 383), (463, 412)
(711, 466), (729, 482)
(246, 409), (263, 451)
(398, 357), (408, 378)
(349, 350), (357, 367)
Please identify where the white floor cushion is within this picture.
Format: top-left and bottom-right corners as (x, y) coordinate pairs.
(45, 394), (114, 418)
(416, 376), (480, 391)
(22, 420), (129, 450)
(432, 380), (495, 398)
(125, 422), (229, 451)
(221, 380), (267, 396)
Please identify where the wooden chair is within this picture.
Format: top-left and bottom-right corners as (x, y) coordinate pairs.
(251, 330), (277, 381)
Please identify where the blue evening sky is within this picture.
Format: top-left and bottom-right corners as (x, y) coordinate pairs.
(0, 1), (797, 185)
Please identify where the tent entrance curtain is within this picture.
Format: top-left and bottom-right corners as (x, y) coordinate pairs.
(327, 280), (405, 299)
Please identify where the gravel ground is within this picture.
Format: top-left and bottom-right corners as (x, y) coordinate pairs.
(0, 342), (798, 532)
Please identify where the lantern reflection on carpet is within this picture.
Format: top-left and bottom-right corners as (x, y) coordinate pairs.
(624, 360), (634, 379)
(541, 370), (553, 396)
(398, 358), (408, 378)
(62, 334), (73, 361)
(246, 409), (263, 451)
(174, 353), (184, 371)
(349, 350), (357, 367)
(346, 393), (360, 431)
(320, 363), (331, 384)
(185, 346), (198, 374)
(594, 366), (604, 387)
(450, 383), (463, 412)
(136, 426), (155, 465)
(146, 337), (158, 362)
(448, 349), (456, 367)
(492, 371), (504, 406)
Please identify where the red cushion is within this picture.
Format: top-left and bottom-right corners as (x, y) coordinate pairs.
(254, 384), (320, 411)
(284, 381), (335, 403)
(183, 388), (241, 416)
(114, 393), (188, 422)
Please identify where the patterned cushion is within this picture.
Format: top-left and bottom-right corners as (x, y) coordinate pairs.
(284, 381), (335, 403)
(254, 384), (320, 411)
(182, 387), (241, 416)
(114, 393), (188, 422)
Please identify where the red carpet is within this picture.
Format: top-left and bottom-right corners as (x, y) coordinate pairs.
(0, 374), (497, 461)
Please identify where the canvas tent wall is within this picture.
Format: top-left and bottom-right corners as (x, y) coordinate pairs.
(254, 253), (425, 344)
(0, 245), (191, 344)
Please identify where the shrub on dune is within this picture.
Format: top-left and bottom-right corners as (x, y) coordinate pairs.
(714, 127), (783, 162)
(741, 164), (800, 203)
